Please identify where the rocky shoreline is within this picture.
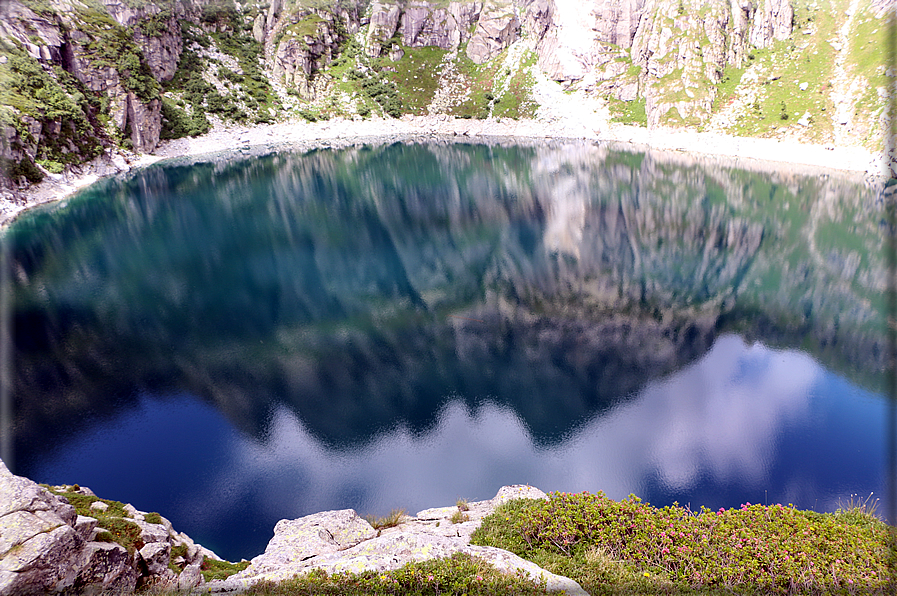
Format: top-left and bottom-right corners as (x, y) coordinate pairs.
(0, 114), (888, 228)
(0, 459), (585, 595)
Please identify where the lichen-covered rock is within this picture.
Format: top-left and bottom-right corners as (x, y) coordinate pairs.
(367, 0), (482, 57)
(73, 542), (138, 594)
(130, 11), (183, 82)
(244, 509), (377, 577)
(366, 0), (403, 57)
(401, 1), (483, 50)
(748, 0), (794, 48)
(208, 485), (581, 594)
(0, 459), (217, 595)
(139, 542), (171, 576)
(178, 562), (203, 591)
(0, 524), (84, 595)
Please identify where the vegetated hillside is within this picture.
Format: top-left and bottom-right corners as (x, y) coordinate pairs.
(0, 0), (892, 191)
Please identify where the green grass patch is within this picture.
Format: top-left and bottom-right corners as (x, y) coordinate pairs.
(449, 47), (498, 119)
(169, 543), (189, 574)
(280, 14), (326, 42)
(44, 487), (165, 555)
(472, 491), (891, 595)
(201, 558), (251, 582)
(231, 552), (552, 595)
(712, 64), (746, 113)
(492, 50), (539, 120)
(379, 46), (446, 114)
(608, 97), (647, 126)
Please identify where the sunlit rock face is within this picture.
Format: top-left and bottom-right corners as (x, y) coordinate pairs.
(10, 140), (884, 457)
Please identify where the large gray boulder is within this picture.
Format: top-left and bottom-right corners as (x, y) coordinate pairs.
(235, 509), (377, 580)
(207, 484), (586, 595)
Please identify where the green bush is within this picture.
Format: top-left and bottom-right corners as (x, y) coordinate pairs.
(0, 157), (44, 184)
(160, 98), (210, 139)
(201, 0), (237, 27)
(472, 491), (891, 594)
(36, 159), (64, 174)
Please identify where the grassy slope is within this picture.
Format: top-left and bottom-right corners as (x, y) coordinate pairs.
(709, 0), (889, 148)
(845, 0), (893, 150)
(723, 0), (840, 142)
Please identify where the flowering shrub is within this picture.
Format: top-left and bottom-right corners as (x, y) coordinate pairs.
(471, 491), (892, 594)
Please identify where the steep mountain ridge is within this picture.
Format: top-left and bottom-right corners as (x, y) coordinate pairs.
(0, 0), (892, 194)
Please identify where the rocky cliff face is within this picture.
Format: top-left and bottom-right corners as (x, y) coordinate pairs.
(1, 0), (891, 194)
(0, 0), (184, 192)
(0, 459), (218, 595)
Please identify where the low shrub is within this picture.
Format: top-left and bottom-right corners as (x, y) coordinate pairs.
(449, 509), (469, 524)
(471, 491), (891, 595)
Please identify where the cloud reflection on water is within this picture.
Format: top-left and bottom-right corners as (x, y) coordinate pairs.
(190, 335), (827, 534)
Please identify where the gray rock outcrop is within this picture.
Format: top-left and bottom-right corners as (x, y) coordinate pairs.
(207, 484), (586, 595)
(366, 0), (483, 57)
(748, 0), (795, 48)
(0, 459), (218, 596)
(466, 3), (520, 64)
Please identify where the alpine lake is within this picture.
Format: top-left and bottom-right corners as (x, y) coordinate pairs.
(7, 140), (891, 562)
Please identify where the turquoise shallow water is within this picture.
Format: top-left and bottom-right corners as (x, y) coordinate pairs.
(7, 141), (890, 561)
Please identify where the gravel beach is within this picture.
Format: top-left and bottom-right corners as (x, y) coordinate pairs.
(2, 114), (888, 227)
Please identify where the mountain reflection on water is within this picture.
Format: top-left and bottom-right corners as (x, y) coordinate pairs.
(8, 141), (889, 561)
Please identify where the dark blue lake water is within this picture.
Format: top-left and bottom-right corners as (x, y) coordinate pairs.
(6, 141), (890, 561)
